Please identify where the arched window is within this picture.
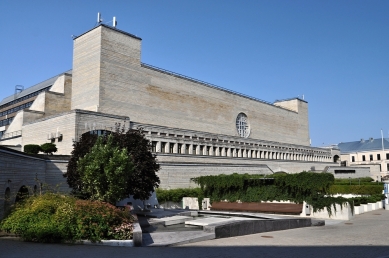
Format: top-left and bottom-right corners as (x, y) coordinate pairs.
(236, 113), (250, 138)
(15, 186), (29, 203)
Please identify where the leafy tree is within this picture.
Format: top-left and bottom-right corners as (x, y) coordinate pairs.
(40, 143), (58, 155)
(110, 126), (160, 200)
(77, 135), (134, 204)
(65, 125), (160, 202)
(65, 132), (98, 198)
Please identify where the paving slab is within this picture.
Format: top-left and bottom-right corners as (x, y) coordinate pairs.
(185, 216), (258, 226)
(149, 216), (193, 226)
(142, 231), (215, 247)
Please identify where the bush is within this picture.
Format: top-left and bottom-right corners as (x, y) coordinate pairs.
(24, 144), (41, 154)
(40, 143), (57, 155)
(0, 193), (133, 243)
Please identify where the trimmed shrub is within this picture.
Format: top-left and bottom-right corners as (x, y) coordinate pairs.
(156, 188), (204, 203)
(24, 144), (41, 154)
(351, 195), (384, 206)
(329, 185), (383, 195)
(40, 143), (57, 155)
(0, 193), (133, 243)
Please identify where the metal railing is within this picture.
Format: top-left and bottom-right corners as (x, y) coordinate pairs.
(0, 130), (22, 140)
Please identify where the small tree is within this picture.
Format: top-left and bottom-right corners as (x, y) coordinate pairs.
(40, 143), (57, 155)
(77, 135), (134, 204)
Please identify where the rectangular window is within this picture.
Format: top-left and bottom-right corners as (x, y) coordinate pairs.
(334, 170), (356, 174)
(362, 155), (366, 161)
(206, 146), (210, 155)
(351, 156), (355, 162)
(178, 144), (182, 154)
(370, 155), (373, 161)
(185, 145), (189, 154)
(219, 147), (223, 156)
(200, 146), (204, 155)
(193, 145), (197, 155)
(161, 142), (166, 153)
(169, 143), (174, 153)
(377, 154), (381, 160)
(386, 153), (389, 160)
(151, 141), (157, 152)
(213, 147), (217, 156)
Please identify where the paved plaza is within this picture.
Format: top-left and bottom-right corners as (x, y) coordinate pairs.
(1, 210), (389, 258)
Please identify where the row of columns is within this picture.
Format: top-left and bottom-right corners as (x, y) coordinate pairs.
(152, 141), (332, 162)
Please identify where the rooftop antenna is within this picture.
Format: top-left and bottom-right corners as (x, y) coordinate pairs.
(113, 16), (117, 27)
(97, 12), (103, 24)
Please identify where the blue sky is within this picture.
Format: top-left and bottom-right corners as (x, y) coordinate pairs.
(0, 0), (388, 146)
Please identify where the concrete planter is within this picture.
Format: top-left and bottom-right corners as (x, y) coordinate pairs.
(378, 201), (383, 209)
(354, 206), (363, 215)
(302, 203), (353, 220)
(370, 203), (378, 210)
(362, 203), (372, 212)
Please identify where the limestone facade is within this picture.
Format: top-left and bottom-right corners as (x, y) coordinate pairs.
(0, 23), (341, 190)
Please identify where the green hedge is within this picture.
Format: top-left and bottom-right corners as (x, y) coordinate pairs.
(156, 188), (204, 206)
(329, 185), (383, 195)
(191, 172), (352, 216)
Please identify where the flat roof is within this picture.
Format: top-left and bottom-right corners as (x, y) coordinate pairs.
(0, 70), (72, 107)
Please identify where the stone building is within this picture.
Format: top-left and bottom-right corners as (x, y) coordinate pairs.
(0, 24), (340, 190)
(338, 137), (389, 180)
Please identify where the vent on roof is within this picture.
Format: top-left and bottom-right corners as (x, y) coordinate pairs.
(14, 85), (24, 100)
(360, 139), (364, 143)
(369, 137), (374, 142)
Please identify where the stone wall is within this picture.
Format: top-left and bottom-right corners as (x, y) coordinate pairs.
(0, 147), (70, 219)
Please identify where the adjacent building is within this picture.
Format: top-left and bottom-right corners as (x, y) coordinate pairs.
(338, 138), (389, 180)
